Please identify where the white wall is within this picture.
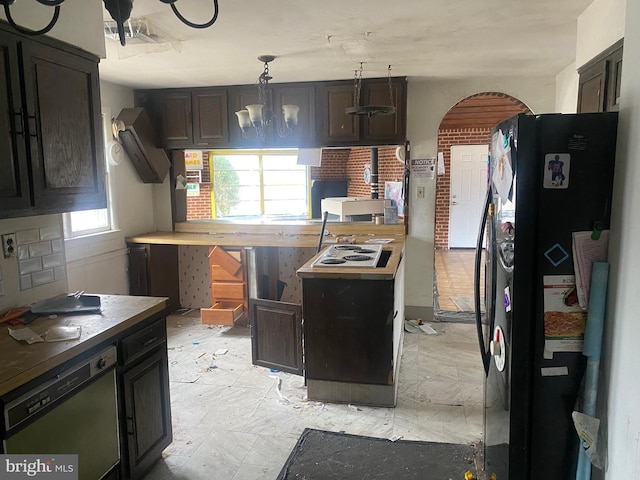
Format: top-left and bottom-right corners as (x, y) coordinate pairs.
(576, 0), (626, 69)
(66, 80), (174, 294)
(404, 76), (556, 317)
(601, 0), (640, 476)
(555, 62), (579, 113)
(0, 0), (105, 58)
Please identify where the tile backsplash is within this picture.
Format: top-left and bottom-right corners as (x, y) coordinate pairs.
(16, 225), (66, 291)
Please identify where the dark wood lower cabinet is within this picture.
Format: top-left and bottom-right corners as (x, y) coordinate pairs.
(128, 243), (180, 312)
(118, 314), (172, 480)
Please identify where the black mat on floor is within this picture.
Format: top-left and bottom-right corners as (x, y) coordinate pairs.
(277, 429), (478, 479)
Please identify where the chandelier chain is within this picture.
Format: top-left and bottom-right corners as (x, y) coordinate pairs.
(387, 65), (395, 107)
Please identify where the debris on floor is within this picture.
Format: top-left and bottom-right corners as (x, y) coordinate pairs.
(404, 319), (440, 335)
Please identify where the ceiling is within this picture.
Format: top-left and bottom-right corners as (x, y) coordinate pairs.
(98, 0), (595, 90)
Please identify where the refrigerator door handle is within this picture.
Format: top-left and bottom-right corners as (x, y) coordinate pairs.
(475, 187), (492, 376)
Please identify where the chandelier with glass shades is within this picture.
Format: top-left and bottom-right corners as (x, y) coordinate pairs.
(235, 55), (300, 141)
(0, 0), (220, 46)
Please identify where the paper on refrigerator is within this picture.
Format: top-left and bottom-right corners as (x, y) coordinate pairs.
(571, 230), (610, 309)
(543, 275), (586, 356)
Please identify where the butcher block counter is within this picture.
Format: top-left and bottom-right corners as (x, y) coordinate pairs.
(0, 295), (171, 479)
(126, 220), (405, 247)
(0, 295), (166, 396)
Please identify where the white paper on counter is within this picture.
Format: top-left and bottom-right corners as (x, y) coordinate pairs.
(8, 327), (44, 344)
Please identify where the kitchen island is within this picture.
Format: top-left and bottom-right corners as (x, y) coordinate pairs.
(296, 242), (405, 407)
(0, 295), (171, 480)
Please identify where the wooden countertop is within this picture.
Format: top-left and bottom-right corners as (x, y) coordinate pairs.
(296, 242), (403, 280)
(126, 221), (405, 248)
(0, 295), (167, 397)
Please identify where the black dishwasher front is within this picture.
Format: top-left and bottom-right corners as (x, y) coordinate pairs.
(2, 345), (120, 480)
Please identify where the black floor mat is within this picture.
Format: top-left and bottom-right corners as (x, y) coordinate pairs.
(277, 429), (480, 479)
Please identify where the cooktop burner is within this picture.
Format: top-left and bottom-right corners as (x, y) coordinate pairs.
(343, 254), (372, 261)
(320, 258), (347, 264)
(311, 244), (383, 268)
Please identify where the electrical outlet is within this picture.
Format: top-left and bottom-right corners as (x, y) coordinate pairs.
(2, 233), (16, 258)
(416, 186), (425, 199)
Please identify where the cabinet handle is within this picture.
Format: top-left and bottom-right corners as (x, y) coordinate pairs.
(126, 416), (135, 435)
(143, 337), (158, 347)
(12, 110), (25, 136)
(27, 114), (38, 138)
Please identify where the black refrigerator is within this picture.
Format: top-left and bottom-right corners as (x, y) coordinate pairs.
(473, 112), (618, 479)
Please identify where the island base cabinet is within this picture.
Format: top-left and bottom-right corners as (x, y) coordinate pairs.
(118, 315), (172, 480)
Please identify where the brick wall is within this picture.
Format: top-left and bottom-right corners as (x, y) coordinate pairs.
(186, 152), (212, 219)
(435, 93), (531, 249)
(346, 147), (404, 197)
(435, 128), (491, 248)
(311, 149), (349, 180)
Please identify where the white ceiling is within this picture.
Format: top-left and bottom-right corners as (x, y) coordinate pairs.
(98, 0), (595, 89)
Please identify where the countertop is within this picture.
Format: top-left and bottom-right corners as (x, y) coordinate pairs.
(0, 295), (167, 397)
(126, 221), (405, 248)
(296, 242), (403, 280)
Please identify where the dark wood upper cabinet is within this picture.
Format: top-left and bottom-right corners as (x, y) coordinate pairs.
(136, 76), (407, 149)
(228, 85), (262, 147)
(362, 77), (406, 144)
(319, 82), (360, 145)
(192, 88), (229, 147)
(160, 91), (192, 147)
(271, 83), (316, 147)
(578, 39), (623, 113)
(0, 31), (30, 215)
(0, 24), (106, 219)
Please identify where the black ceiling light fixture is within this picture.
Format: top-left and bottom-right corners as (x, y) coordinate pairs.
(346, 63), (396, 117)
(235, 55), (300, 140)
(0, 0), (219, 46)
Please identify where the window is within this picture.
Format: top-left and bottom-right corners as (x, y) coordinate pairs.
(63, 208), (111, 238)
(211, 150), (309, 219)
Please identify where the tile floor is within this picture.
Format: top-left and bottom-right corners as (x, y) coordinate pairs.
(143, 309), (484, 480)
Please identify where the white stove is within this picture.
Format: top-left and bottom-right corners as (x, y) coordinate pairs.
(311, 244), (383, 268)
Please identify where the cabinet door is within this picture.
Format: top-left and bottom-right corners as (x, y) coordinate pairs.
(271, 84), (316, 147)
(161, 91), (193, 147)
(605, 46), (623, 112)
(121, 348), (172, 480)
(362, 78), (406, 144)
(192, 88), (229, 147)
(128, 244), (150, 296)
(21, 41), (106, 214)
(249, 298), (303, 375)
(229, 85), (262, 147)
(0, 31), (31, 216)
(577, 62), (606, 113)
(319, 83), (360, 145)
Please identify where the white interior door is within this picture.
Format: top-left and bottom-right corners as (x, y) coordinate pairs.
(449, 144), (489, 248)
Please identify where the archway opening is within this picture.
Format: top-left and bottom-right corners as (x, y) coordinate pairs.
(434, 92), (531, 315)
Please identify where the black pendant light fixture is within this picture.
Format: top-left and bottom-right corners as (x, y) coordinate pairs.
(346, 63), (396, 117)
(0, 0), (220, 46)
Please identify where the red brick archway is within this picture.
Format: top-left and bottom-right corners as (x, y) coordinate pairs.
(435, 93), (532, 249)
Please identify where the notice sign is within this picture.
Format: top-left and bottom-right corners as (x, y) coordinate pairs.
(184, 150), (204, 170)
(0, 454), (78, 479)
(411, 158), (436, 179)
